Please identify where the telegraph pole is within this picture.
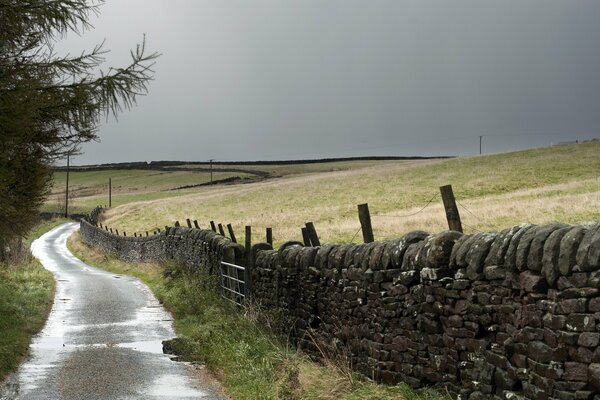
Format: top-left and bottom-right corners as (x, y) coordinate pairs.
(209, 159), (214, 184)
(64, 151), (70, 218)
(479, 135), (482, 155)
(109, 177), (112, 207)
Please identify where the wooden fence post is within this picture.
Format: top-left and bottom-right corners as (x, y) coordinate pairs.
(218, 223), (226, 237)
(210, 221), (217, 232)
(186, 218), (192, 228)
(301, 227), (311, 246)
(115, 229), (119, 235)
(305, 222), (321, 246)
(358, 203), (375, 243)
(245, 226), (252, 265)
(440, 184), (463, 233)
(193, 220), (200, 229)
(227, 224), (237, 243)
(174, 221), (180, 227)
(266, 227), (273, 246)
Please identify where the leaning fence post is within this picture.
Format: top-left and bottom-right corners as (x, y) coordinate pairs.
(218, 223), (226, 237)
(227, 224), (237, 243)
(193, 220), (200, 229)
(210, 221), (217, 232)
(305, 222), (321, 246)
(301, 227), (311, 246)
(440, 184), (463, 233)
(266, 227), (273, 246)
(186, 218), (192, 228)
(358, 203), (375, 243)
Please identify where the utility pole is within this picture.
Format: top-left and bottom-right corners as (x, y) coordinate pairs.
(109, 177), (112, 207)
(479, 135), (482, 155)
(64, 151), (70, 218)
(209, 159), (214, 184)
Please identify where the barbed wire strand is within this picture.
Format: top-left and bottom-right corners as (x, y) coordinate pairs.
(461, 220), (484, 233)
(372, 192), (439, 219)
(456, 200), (484, 224)
(349, 226), (363, 244)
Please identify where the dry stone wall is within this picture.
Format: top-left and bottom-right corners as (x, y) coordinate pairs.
(79, 207), (600, 400)
(80, 213), (244, 274)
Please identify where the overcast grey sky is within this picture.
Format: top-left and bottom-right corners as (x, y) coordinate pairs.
(59, 0), (600, 164)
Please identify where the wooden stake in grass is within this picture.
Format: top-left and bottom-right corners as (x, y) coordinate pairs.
(174, 221), (181, 227)
(305, 222), (320, 246)
(210, 221), (217, 232)
(357, 203), (374, 243)
(193, 220), (200, 229)
(186, 218), (192, 228)
(301, 227), (311, 246)
(440, 184), (463, 233)
(245, 226), (252, 263)
(218, 223), (226, 237)
(266, 227), (273, 246)
(227, 224), (237, 243)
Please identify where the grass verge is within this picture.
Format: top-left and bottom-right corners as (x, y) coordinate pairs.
(67, 231), (450, 400)
(0, 218), (68, 380)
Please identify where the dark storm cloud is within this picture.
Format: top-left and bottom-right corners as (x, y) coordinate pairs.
(58, 0), (600, 164)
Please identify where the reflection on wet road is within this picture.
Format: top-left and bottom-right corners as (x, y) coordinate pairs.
(1, 223), (222, 399)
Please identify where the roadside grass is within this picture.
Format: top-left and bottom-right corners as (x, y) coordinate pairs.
(0, 218), (67, 381)
(100, 141), (600, 246)
(67, 231), (450, 400)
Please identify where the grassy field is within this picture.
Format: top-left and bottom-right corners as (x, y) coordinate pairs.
(67, 232), (448, 400)
(45, 169), (255, 214)
(0, 218), (66, 381)
(92, 141), (600, 247)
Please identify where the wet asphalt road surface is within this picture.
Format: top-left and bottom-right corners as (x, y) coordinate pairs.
(1, 223), (223, 400)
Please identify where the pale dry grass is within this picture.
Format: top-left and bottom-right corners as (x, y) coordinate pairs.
(100, 155), (599, 247)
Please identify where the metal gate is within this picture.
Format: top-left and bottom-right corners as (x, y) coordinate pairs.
(219, 261), (246, 306)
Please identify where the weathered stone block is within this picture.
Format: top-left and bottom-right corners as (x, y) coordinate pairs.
(577, 223), (600, 271)
(519, 271), (547, 293)
(515, 226), (539, 271)
(559, 226), (587, 276)
(564, 362), (589, 381)
(566, 314), (596, 332)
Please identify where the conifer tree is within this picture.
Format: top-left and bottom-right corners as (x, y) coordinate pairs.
(0, 0), (159, 258)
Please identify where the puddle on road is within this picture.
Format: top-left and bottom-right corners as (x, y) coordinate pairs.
(144, 374), (210, 398)
(116, 340), (166, 354)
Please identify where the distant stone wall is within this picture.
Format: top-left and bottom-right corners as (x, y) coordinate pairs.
(79, 208), (600, 399)
(80, 213), (244, 273)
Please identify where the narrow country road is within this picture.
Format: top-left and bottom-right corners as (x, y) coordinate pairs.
(1, 223), (223, 400)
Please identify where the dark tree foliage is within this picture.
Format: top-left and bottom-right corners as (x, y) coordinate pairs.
(0, 0), (159, 258)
